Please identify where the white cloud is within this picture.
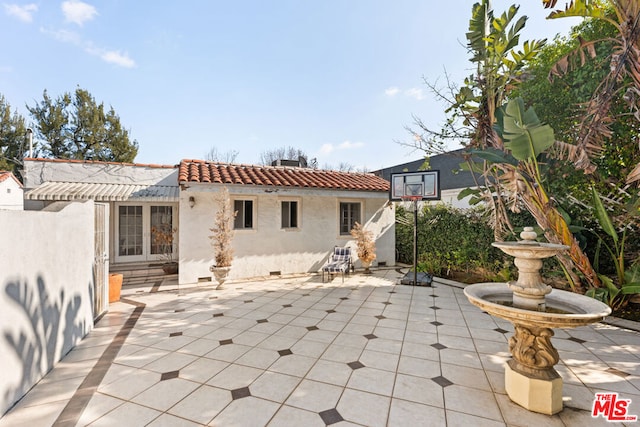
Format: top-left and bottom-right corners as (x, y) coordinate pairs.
(4, 3), (38, 23)
(41, 27), (136, 68)
(385, 86), (400, 97)
(62, 0), (97, 26)
(100, 50), (135, 68)
(405, 87), (425, 100)
(320, 140), (365, 155)
(43, 27), (82, 44)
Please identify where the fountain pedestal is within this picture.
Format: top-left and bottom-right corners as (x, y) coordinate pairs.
(464, 227), (611, 415)
(506, 323), (562, 414)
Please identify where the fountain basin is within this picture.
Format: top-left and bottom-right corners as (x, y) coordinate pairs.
(492, 241), (568, 259)
(464, 283), (611, 329)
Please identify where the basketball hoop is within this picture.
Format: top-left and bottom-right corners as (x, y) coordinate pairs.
(400, 195), (422, 203)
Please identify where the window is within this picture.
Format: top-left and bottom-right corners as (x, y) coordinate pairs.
(118, 205), (143, 256)
(339, 202), (361, 235)
(234, 200), (254, 229)
(281, 201), (298, 228)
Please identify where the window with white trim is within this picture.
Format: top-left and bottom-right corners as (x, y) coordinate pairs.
(234, 200), (254, 229)
(339, 202), (361, 235)
(281, 201), (298, 229)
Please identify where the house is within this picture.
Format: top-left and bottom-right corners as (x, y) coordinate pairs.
(0, 171), (23, 210)
(374, 149), (481, 208)
(23, 158), (179, 268)
(177, 159), (394, 283)
(22, 158), (395, 284)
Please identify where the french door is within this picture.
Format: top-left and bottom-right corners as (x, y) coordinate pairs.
(115, 203), (177, 263)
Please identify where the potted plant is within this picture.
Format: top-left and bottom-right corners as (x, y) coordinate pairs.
(209, 187), (236, 289)
(151, 224), (178, 274)
(350, 222), (376, 274)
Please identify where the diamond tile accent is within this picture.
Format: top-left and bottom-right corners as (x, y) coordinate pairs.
(244, 300), (254, 304)
(256, 319), (268, 324)
(302, 294), (310, 296)
(347, 361), (365, 370)
(326, 309), (336, 314)
(174, 308), (185, 313)
(319, 408), (344, 425)
(219, 339), (233, 345)
(374, 315), (386, 320)
(430, 321), (443, 326)
(429, 306), (440, 310)
(494, 327), (509, 334)
(364, 334), (377, 340)
(606, 368), (631, 378)
(339, 297), (349, 300)
(431, 343), (447, 350)
(431, 375), (453, 387)
(283, 304), (293, 308)
(209, 296), (218, 300)
(278, 349), (293, 356)
(306, 326), (319, 331)
(388, 291), (396, 294)
(169, 332), (182, 337)
(568, 336), (587, 344)
(213, 313), (224, 317)
(160, 370), (179, 381)
(382, 302), (392, 305)
(231, 387), (251, 400)
(431, 294), (439, 298)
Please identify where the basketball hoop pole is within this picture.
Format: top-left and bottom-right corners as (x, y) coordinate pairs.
(412, 199), (418, 286)
(401, 196), (421, 286)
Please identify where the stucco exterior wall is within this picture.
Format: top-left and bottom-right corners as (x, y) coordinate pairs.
(179, 185), (395, 284)
(0, 201), (95, 415)
(0, 179), (23, 210)
(23, 159), (177, 187)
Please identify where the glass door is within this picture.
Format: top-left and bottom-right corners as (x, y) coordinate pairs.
(115, 203), (177, 263)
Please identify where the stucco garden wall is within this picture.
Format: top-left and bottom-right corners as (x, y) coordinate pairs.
(0, 201), (95, 415)
(179, 186), (395, 284)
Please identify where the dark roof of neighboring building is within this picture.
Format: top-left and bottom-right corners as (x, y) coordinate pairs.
(374, 149), (480, 190)
(179, 159), (390, 192)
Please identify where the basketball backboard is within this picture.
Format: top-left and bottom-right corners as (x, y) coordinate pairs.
(389, 171), (440, 201)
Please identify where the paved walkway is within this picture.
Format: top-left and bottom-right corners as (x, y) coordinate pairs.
(1, 269), (639, 426)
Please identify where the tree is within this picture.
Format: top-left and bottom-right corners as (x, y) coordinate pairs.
(514, 9), (640, 252)
(541, 0), (640, 184)
(259, 146), (310, 167)
(27, 88), (138, 162)
(0, 95), (28, 176)
(406, 1), (602, 290)
(204, 147), (239, 163)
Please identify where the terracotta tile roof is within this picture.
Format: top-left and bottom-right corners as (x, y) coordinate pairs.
(23, 157), (177, 169)
(179, 160), (390, 192)
(0, 171), (22, 187)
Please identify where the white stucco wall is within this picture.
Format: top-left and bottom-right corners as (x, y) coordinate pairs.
(0, 201), (95, 415)
(23, 159), (178, 187)
(0, 178), (23, 210)
(179, 185), (395, 284)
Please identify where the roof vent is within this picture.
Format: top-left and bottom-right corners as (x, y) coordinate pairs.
(271, 156), (308, 168)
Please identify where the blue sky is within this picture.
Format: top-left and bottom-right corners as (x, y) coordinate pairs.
(1, 1), (581, 170)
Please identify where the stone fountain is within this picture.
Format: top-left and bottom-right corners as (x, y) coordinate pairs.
(464, 227), (611, 415)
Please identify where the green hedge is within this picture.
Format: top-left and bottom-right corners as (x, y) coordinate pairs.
(396, 204), (511, 280)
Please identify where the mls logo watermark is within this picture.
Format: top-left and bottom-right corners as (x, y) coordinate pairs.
(592, 392), (638, 422)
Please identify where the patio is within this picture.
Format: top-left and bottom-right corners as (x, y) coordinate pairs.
(0, 269), (638, 426)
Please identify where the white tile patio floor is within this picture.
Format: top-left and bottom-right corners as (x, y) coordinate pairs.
(1, 269), (639, 426)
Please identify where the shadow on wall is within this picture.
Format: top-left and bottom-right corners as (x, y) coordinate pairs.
(2, 275), (89, 414)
